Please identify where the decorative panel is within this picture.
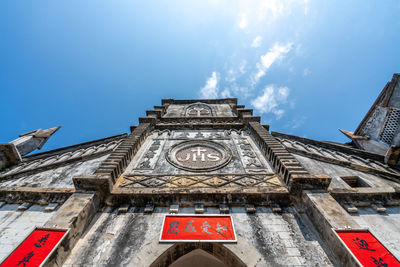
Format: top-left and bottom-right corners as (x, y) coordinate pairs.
(118, 130), (279, 189)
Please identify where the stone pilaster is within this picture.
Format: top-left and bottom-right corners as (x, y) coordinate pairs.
(43, 192), (100, 267)
(302, 191), (361, 267)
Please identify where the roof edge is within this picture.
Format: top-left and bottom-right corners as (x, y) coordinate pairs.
(23, 133), (127, 161)
(271, 131), (384, 161)
(161, 98), (238, 105)
(354, 73), (400, 135)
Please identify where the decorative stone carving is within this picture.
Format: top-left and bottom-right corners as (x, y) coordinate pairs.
(118, 174), (282, 189)
(166, 140), (232, 172)
(137, 139), (164, 170)
(234, 138), (264, 169)
(184, 103), (214, 117)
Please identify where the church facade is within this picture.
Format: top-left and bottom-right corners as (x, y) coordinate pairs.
(0, 74), (399, 266)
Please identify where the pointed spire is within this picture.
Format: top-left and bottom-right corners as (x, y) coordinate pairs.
(11, 126), (61, 156)
(339, 129), (369, 140)
(1, 126), (61, 170)
(19, 126), (61, 149)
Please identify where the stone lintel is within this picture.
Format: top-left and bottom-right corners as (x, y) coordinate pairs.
(43, 192), (100, 267)
(302, 190), (360, 267)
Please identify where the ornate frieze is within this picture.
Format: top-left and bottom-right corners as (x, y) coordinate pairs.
(117, 173), (282, 189)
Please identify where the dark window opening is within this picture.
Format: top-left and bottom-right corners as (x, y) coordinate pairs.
(341, 176), (371, 187)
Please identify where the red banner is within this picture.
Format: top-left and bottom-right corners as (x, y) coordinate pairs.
(1, 228), (67, 267)
(336, 230), (400, 267)
(160, 215), (236, 242)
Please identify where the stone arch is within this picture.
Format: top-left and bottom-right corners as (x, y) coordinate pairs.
(184, 103), (214, 117)
(149, 242), (247, 267)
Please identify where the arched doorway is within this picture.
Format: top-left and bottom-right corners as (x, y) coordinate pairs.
(150, 243), (246, 267)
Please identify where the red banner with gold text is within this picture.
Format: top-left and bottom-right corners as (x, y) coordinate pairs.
(160, 215), (236, 242)
(0, 228), (67, 267)
(336, 230), (400, 267)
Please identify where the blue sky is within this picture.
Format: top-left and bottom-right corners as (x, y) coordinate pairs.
(1, 1), (400, 153)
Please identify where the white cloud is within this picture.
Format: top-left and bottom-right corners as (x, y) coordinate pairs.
(252, 42), (293, 84)
(225, 69), (236, 83)
(221, 88), (232, 98)
(251, 36), (262, 48)
(303, 0), (309, 15)
(238, 13), (248, 29)
(251, 85), (290, 119)
(288, 116), (307, 129)
(199, 72), (219, 99)
(255, 0), (309, 22)
(303, 68), (311, 76)
(239, 60), (247, 74)
(256, 0), (284, 21)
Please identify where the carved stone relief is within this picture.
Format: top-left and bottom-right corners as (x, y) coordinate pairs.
(120, 130), (275, 188)
(118, 174), (282, 189)
(183, 103), (214, 117)
(163, 103), (235, 117)
(166, 140), (232, 172)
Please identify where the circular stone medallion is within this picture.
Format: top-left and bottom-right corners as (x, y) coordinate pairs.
(166, 140), (232, 172)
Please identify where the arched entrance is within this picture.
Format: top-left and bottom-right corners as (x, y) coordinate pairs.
(149, 242), (247, 267)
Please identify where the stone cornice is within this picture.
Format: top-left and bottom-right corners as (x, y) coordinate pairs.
(161, 98), (238, 105)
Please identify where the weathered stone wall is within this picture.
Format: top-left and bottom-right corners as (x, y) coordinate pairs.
(0, 203), (58, 262)
(294, 154), (398, 190)
(1, 97), (399, 266)
(63, 206), (335, 267)
(350, 206), (400, 259)
(0, 155), (109, 188)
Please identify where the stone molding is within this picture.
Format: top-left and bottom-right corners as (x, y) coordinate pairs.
(0, 186), (73, 204)
(246, 121), (331, 193)
(94, 123), (152, 183)
(117, 173), (282, 189)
